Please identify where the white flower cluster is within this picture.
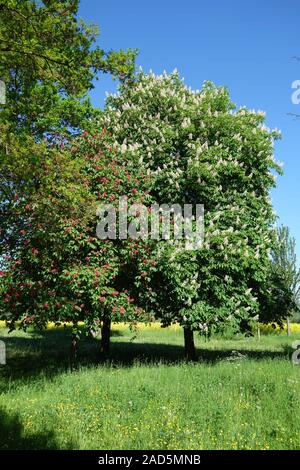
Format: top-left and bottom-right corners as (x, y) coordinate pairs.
(95, 70), (279, 320)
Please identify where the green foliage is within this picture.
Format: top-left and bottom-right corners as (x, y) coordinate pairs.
(260, 225), (300, 324)
(0, 131), (154, 330)
(0, 0), (137, 261)
(273, 226), (300, 307)
(0, 0), (137, 138)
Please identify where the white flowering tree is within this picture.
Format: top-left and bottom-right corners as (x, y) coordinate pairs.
(97, 71), (282, 360)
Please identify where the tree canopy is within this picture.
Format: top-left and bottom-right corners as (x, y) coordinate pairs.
(0, 129), (155, 350)
(0, 3), (292, 359)
(0, 0), (137, 259)
(261, 225), (300, 326)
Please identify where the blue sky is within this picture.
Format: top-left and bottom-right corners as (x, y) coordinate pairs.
(79, 0), (300, 261)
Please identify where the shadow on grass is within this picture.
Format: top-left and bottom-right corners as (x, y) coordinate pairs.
(0, 408), (76, 450)
(108, 341), (292, 365)
(0, 328), (102, 389)
(0, 327), (294, 391)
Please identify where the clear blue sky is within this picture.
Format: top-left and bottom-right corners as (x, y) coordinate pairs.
(79, 0), (300, 261)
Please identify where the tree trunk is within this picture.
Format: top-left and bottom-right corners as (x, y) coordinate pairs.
(101, 316), (111, 354)
(184, 327), (196, 361)
(70, 335), (77, 371)
(257, 322), (261, 341)
(287, 317), (291, 337)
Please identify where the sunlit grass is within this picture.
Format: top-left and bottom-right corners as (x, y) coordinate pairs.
(0, 323), (299, 450)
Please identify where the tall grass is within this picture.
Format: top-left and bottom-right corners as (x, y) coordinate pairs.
(0, 324), (299, 450)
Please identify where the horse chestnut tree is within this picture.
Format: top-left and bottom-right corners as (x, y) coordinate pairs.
(0, 129), (155, 352)
(97, 71), (282, 359)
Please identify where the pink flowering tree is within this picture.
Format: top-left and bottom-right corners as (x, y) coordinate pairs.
(0, 130), (155, 352)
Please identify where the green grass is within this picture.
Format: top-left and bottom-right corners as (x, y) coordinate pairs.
(0, 325), (300, 450)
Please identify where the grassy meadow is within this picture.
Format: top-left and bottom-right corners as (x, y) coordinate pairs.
(0, 322), (300, 450)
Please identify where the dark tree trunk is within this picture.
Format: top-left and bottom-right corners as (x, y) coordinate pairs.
(184, 327), (196, 361)
(70, 335), (77, 370)
(101, 316), (111, 354)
